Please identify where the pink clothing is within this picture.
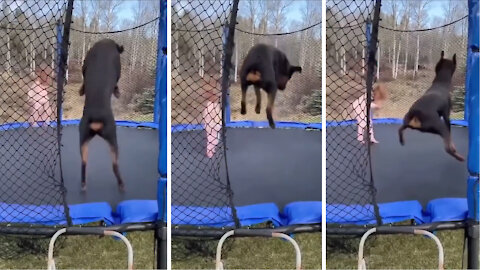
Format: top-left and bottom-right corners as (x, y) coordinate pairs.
(202, 100), (221, 158)
(351, 94), (378, 143)
(28, 81), (54, 126)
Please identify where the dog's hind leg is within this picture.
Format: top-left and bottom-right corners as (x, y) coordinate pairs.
(398, 124), (408, 145)
(439, 107), (464, 161)
(241, 81), (248, 115)
(429, 117), (465, 161)
(254, 86), (261, 114)
(266, 88), (277, 129)
(79, 118), (94, 191)
(99, 121), (125, 191)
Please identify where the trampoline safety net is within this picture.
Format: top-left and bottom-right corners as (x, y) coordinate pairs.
(0, 1), (70, 229)
(326, 0), (381, 225)
(231, 1), (321, 123)
(66, 2), (160, 122)
(172, 0), (239, 229)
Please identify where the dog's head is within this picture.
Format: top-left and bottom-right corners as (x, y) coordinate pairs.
(435, 51), (456, 76)
(277, 53), (302, 90)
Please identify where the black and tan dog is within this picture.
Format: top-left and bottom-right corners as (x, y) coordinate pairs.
(398, 51), (464, 161)
(240, 43), (302, 129)
(79, 39), (125, 191)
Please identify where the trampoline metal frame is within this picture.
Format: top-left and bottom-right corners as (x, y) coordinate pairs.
(325, 0), (479, 268)
(0, 0), (168, 268)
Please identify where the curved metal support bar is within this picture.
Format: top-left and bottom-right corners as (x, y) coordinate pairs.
(47, 228), (134, 270)
(215, 230), (302, 270)
(358, 228), (444, 270)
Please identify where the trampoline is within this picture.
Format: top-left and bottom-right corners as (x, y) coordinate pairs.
(0, 0), (167, 266)
(325, 0), (478, 267)
(171, 0), (322, 237)
(1, 124), (158, 207)
(326, 120), (469, 225)
(172, 124), (321, 230)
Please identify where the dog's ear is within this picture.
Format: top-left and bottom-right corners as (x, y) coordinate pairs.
(291, 66), (302, 74)
(117, 44), (124, 54)
(440, 50), (444, 59)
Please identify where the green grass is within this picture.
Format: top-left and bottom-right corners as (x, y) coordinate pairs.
(326, 230), (465, 269)
(0, 232), (155, 269)
(173, 233), (322, 269)
(171, 229), (465, 269)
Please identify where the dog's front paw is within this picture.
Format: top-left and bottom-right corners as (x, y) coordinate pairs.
(81, 183), (87, 192)
(118, 183), (126, 193)
(269, 121), (276, 129)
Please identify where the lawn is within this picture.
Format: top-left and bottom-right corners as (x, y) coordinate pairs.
(0, 231), (156, 269)
(172, 232), (322, 269)
(326, 229), (465, 269)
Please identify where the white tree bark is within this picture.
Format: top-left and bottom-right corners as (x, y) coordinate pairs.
(394, 40), (401, 79)
(362, 48), (365, 75)
(6, 24), (11, 74)
(413, 34), (419, 79)
(404, 32), (409, 76)
(234, 44), (238, 82)
(392, 32), (396, 78)
(377, 43), (380, 79)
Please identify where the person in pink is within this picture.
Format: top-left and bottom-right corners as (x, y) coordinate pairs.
(202, 74), (221, 158)
(28, 64), (54, 127)
(351, 83), (387, 144)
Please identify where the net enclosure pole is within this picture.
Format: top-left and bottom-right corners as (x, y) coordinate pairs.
(221, 0), (241, 228)
(366, 0), (383, 226)
(56, 20), (63, 122)
(223, 25), (232, 125)
(466, 0), (479, 269)
(156, 0), (167, 269)
(57, 0), (75, 226)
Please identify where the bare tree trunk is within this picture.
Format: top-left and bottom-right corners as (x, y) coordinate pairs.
(377, 43), (380, 79)
(388, 47), (391, 64)
(234, 44), (238, 82)
(82, 21), (86, 64)
(32, 43), (36, 74)
(341, 46), (346, 75)
(251, 23), (255, 47)
(130, 28), (139, 74)
(413, 34), (419, 80)
(199, 47), (204, 78)
(362, 48), (365, 75)
(392, 32), (396, 78)
(404, 32), (409, 76)
(66, 55), (69, 82)
(51, 46), (55, 70)
(395, 41), (401, 79)
(6, 26), (11, 74)
(174, 33), (179, 68)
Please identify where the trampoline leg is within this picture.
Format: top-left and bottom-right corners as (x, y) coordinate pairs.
(215, 230), (302, 270)
(358, 228), (445, 270)
(47, 228), (134, 270)
(467, 221), (479, 269)
(156, 224), (167, 270)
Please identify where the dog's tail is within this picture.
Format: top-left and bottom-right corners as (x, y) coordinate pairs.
(89, 122), (104, 132)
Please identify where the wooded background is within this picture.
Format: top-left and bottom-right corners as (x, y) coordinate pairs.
(326, 0), (468, 121)
(172, 0), (322, 124)
(0, 0), (160, 123)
